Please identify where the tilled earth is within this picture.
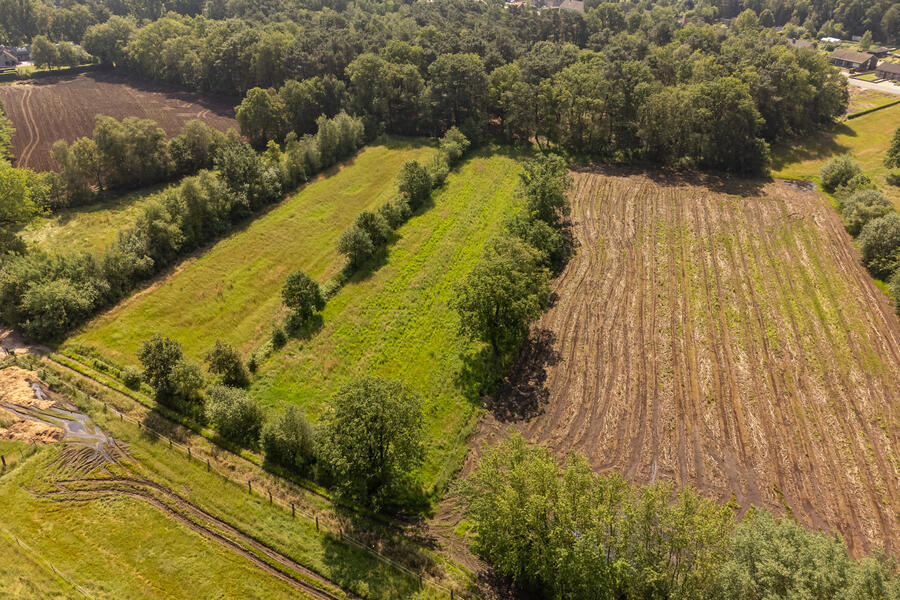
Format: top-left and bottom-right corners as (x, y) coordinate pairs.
(0, 71), (236, 171)
(479, 167), (899, 555)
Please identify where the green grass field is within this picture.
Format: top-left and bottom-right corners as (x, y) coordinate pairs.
(66, 139), (438, 363)
(771, 102), (900, 208)
(0, 370), (455, 599)
(846, 88), (899, 114)
(67, 142), (526, 492)
(251, 148), (525, 490)
(23, 183), (175, 254)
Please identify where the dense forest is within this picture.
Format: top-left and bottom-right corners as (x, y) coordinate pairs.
(3, 0), (866, 174)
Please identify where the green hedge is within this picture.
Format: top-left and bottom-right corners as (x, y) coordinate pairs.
(847, 98), (900, 119)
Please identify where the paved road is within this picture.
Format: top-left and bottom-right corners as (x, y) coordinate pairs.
(845, 75), (900, 96)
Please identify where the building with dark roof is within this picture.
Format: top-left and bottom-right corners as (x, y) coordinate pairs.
(829, 49), (878, 71)
(875, 61), (900, 81)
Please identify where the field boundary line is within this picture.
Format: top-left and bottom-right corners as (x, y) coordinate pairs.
(39, 355), (458, 598)
(0, 521), (92, 598)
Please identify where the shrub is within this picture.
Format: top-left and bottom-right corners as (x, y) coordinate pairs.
(439, 126), (470, 163)
(170, 359), (204, 405)
(271, 327), (287, 349)
(858, 213), (900, 280)
(122, 366), (143, 390)
(281, 271), (324, 323)
(136, 334), (183, 398)
(206, 385), (264, 448)
(205, 340), (249, 387)
(841, 190), (893, 236)
(820, 155), (862, 193)
(262, 405), (316, 473)
(890, 268), (900, 316)
(354, 210), (391, 247)
(397, 160), (432, 209)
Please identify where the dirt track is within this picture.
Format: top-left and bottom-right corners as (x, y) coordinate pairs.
(483, 168), (900, 555)
(0, 71), (237, 171)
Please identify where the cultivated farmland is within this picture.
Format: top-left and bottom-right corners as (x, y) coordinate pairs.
(0, 71), (236, 171)
(485, 169), (900, 555)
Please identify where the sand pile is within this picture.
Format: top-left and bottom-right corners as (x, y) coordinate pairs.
(0, 366), (64, 444)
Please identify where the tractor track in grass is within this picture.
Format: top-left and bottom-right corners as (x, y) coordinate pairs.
(479, 167), (899, 555)
(39, 477), (354, 600)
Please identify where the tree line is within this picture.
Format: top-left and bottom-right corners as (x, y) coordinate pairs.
(462, 432), (900, 600)
(0, 112), (365, 340)
(4, 0), (851, 175)
(51, 116), (232, 206)
(821, 134), (900, 316)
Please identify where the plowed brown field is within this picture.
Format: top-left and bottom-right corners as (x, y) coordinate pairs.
(0, 71), (237, 171)
(486, 168), (900, 555)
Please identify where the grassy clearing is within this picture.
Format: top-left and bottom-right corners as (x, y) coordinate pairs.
(252, 147), (526, 490)
(771, 103), (900, 208)
(66, 138), (437, 363)
(846, 88), (899, 114)
(22, 183), (176, 254)
(0, 379), (456, 599)
(0, 447), (302, 599)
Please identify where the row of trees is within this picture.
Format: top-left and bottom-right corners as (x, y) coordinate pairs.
(820, 145), (900, 315)
(706, 0), (900, 45)
(336, 128), (470, 271)
(51, 116), (232, 205)
(463, 433), (899, 600)
(0, 112), (365, 340)
(453, 153), (572, 380)
(135, 332), (424, 510)
(6, 0), (849, 175)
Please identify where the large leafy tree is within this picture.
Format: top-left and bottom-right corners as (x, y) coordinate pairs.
(281, 270), (324, 323)
(0, 162), (44, 254)
(453, 235), (550, 363)
(426, 53), (489, 132)
(236, 87), (287, 148)
(319, 377), (424, 508)
(205, 339), (249, 388)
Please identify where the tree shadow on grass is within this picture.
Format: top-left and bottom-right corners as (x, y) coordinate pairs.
(769, 123), (855, 172)
(320, 528), (431, 599)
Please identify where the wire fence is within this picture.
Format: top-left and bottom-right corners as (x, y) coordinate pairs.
(0, 522), (93, 599)
(73, 387), (457, 599)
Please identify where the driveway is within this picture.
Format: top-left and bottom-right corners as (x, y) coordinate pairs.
(844, 74), (900, 96)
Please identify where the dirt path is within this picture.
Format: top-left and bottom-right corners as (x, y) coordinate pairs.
(479, 168), (900, 555)
(40, 477), (353, 600)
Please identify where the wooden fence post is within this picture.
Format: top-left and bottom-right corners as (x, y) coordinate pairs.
(1, 455), (5, 467)
(248, 480), (252, 494)
(291, 503), (295, 518)
(315, 516), (318, 530)
(268, 490), (272, 504)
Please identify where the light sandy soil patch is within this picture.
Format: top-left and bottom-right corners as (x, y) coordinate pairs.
(476, 168), (900, 556)
(0, 366), (63, 443)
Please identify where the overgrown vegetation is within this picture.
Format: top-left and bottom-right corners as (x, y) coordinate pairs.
(822, 152), (900, 313)
(462, 433), (900, 600)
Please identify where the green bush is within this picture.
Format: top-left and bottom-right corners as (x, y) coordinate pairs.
(262, 405), (316, 474)
(206, 384), (264, 448)
(890, 268), (900, 316)
(859, 213), (900, 280)
(820, 155), (862, 193)
(841, 190), (893, 236)
(121, 366), (143, 390)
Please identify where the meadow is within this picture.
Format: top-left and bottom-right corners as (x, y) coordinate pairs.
(66, 143), (526, 492)
(66, 139), (438, 363)
(22, 183), (175, 254)
(0, 391), (450, 600)
(252, 148), (525, 490)
(771, 101), (900, 208)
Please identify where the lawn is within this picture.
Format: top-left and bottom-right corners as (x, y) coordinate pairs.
(22, 183), (175, 254)
(0, 408), (450, 599)
(66, 138), (438, 364)
(251, 147), (526, 490)
(771, 102), (900, 208)
(846, 88), (899, 114)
